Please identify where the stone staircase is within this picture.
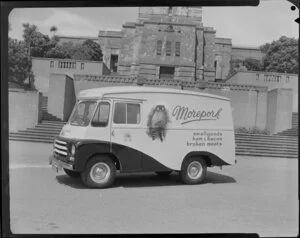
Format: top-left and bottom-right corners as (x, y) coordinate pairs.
(9, 120), (65, 143)
(42, 96), (63, 121)
(235, 133), (298, 158)
(9, 96), (66, 143)
(276, 113), (298, 137)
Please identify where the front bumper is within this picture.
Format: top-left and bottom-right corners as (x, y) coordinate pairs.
(49, 154), (74, 172)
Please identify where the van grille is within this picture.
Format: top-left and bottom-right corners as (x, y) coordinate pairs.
(54, 139), (68, 157)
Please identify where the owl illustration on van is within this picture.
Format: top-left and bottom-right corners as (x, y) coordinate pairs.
(146, 105), (170, 142)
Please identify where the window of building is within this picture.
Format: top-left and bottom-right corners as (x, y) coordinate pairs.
(286, 76), (290, 83)
(159, 66), (175, 79)
(113, 102), (140, 124)
(156, 40), (162, 56)
(81, 63), (85, 70)
(166, 41), (171, 56)
(50, 61), (54, 68)
(175, 42), (180, 56)
(256, 74), (259, 80)
(91, 102), (110, 127)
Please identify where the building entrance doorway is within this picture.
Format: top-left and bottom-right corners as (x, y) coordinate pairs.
(110, 54), (118, 73)
(159, 66), (175, 79)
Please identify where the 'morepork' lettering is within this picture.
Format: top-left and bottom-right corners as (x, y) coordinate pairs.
(172, 105), (222, 124)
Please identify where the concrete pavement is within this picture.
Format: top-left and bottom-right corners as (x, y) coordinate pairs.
(7, 141), (299, 236)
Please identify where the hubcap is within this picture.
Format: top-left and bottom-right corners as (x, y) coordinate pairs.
(187, 161), (202, 179)
(90, 162), (110, 183)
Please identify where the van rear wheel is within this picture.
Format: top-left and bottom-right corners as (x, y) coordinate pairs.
(81, 156), (116, 188)
(180, 157), (207, 185)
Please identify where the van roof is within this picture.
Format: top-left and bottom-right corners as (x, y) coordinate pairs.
(77, 86), (230, 101)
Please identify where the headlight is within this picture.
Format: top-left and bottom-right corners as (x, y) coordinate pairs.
(71, 144), (76, 156)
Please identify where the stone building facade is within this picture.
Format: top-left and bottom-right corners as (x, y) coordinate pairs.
(58, 7), (263, 82)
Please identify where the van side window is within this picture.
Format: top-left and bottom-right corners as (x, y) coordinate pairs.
(91, 102), (110, 127)
(113, 102), (140, 124)
(127, 104), (140, 124)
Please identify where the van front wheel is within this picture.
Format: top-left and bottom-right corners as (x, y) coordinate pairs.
(180, 158), (207, 185)
(81, 156), (116, 188)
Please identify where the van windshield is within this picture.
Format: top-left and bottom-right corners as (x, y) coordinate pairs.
(69, 100), (97, 126)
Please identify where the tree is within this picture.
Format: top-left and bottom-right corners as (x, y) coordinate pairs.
(45, 42), (74, 59)
(261, 36), (298, 74)
(243, 58), (264, 71)
(50, 26), (58, 37)
(22, 23), (57, 58)
(21, 24), (103, 61)
(8, 37), (34, 86)
(82, 39), (103, 61)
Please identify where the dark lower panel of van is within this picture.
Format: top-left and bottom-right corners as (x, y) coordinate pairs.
(56, 136), (228, 173)
(112, 143), (171, 173)
(72, 138), (171, 172)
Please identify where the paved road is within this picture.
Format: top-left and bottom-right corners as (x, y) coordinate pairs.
(7, 141), (299, 236)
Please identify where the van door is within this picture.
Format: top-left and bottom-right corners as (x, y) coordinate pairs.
(110, 100), (143, 172)
(85, 100), (112, 149)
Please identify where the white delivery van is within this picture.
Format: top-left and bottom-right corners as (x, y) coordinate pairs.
(49, 86), (236, 188)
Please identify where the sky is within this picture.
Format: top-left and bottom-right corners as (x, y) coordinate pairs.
(8, 0), (299, 47)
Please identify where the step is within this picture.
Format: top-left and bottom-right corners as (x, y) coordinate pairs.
(42, 114), (62, 119)
(235, 133), (298, 138)
(236, 148), (298, 155)
(41, 121), (66, 125)
(42, 118), (63, 122)
(236, 142), (298, 149)
(12, 130), (60, 136)
(9, 132), (57, 138)
(235, 137), (298, 144)
(35, 124), (63, 129)
(235, 151), (298, 158)
(235, 138), (298, 144)
(23, 129), (61, 135)
(277, 133), (298, 136)
(11, 136), (58, 142)
(236, 135), (299, 140)
(278, 133), (298, 136)
(9, 134), (57, 140)
(236, 146), (298, 151)
(236, 146), (298, 153)
(39, 123), (65, 127)
(236, 151), (298, 157)
(9, 137), (54, 144)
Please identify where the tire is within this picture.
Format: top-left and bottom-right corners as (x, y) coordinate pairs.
(81, 155), (116, 188)
(180, 157), (207, 185)
(64, 168), (80, 178)
(155, 171), (172, 178)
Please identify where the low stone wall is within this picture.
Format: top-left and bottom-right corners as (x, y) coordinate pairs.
(9, 88), (42, 132)
(49, 74), (292, 133)
(48, 74), (76, 121)
(267, 88), (293, 134)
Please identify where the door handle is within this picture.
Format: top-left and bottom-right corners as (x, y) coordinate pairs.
(111, 130), (115, 137)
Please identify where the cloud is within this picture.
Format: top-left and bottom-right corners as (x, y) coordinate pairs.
(41, 9), (99, 37)
(9, 8), (100, 40)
